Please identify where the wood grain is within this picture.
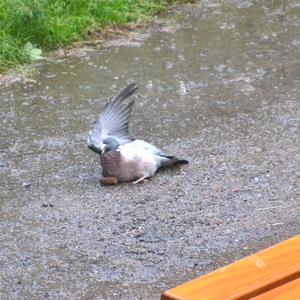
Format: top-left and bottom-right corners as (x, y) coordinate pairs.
(252, 277), (300, 300)
(161, 235), (300, 300)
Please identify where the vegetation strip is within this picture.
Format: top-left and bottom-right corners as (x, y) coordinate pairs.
(0, 0), (181, 73)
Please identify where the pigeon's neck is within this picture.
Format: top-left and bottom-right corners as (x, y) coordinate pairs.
(103, 137), (120, 152)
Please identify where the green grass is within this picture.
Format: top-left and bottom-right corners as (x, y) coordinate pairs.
(0, 0), (179, 72)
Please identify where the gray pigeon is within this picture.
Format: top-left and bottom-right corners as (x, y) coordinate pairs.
(87, 83), (188, 184)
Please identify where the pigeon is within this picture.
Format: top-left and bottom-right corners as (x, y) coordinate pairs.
(87, 83), (188, 184)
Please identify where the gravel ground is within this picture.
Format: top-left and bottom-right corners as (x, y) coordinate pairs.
(0, 1), (299, 299)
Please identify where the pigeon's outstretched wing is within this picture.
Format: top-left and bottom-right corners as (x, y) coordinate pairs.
(87, 83), (138, 154)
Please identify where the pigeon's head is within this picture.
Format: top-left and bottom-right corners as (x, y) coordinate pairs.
(100, 137), (120, 155)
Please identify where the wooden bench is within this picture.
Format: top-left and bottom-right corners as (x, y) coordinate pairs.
(161, 235), (300, 300)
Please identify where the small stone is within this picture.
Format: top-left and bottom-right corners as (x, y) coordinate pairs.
(22, 182), (31, 188)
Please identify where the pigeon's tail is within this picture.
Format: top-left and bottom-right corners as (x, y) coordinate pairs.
(172, 157), (189, 166)
(159, 155), (188, 169)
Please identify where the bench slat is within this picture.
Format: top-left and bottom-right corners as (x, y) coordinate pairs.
(161, 235), (300, 300)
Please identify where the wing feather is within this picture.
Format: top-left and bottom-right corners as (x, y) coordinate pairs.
(87, 83), (137, 154)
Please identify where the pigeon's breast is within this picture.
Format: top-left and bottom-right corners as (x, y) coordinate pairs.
(100, 151), (121, 178)
(100, 144), (158, 182)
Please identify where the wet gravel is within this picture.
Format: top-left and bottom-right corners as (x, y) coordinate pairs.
(0, 1), (300, 299)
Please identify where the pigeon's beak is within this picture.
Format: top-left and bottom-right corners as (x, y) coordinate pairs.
(100, 144), (106, 155)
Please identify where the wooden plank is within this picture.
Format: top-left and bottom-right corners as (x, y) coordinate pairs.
(252, 277), (300, 300)
(161, 235), (300, 300)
